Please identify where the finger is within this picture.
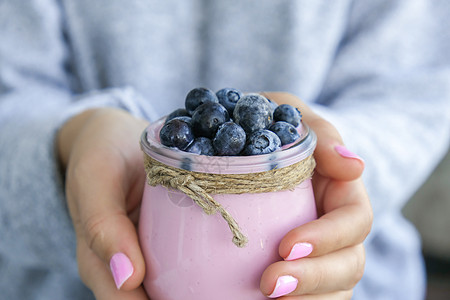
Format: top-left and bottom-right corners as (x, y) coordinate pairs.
(261, 92), (364, 181)
(278, 289), (353, 299)
(65, 110), (147, 291)
(66, 148), (146, 291)
(260, 244), (365, 297)
(278, 178), (372, 259)
(77, 237), (149, 300)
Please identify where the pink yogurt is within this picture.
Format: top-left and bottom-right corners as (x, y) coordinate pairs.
(139, 118), (317, 300)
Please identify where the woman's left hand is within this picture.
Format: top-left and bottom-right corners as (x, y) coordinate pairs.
(259, 92), (373, 299)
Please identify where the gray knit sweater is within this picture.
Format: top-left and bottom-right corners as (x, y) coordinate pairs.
(1, 0), (449, 299)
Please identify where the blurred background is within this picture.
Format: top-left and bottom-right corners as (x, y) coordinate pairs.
(403, 149), (450, 299)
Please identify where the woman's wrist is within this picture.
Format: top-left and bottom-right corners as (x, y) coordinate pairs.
(57, 108), (149, 170)
(57, 109), (98, 170)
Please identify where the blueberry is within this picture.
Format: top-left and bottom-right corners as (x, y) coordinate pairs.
(159, 118), (195, 150)
(181, 157), (193, 171)
(191, 102), (229, 138)
(216, 88), (243, 115)
(185, 87), (219, 115)
(269, 121), (300, 145)
(242, 129), (281, 155)
(233, 94), (273, 133)
(273, 104), (302, 127)
(213, 122), (246, 156)
(185, 137), (215, 156)
(169, 116), (192, 124)
(165, 108), (190, 123)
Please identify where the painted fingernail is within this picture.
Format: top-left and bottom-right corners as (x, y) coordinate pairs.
(268, 275), (298, 298)
(110, 252), (134, 290)
(335, 145), (364, 163)
(285, 242), (313, 261)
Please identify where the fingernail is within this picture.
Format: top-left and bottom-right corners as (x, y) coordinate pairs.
(268, 275), (298, 298)
(110, 252), (134, 290)
(335, 145), (364, 163)
(285, 242), (313, 261)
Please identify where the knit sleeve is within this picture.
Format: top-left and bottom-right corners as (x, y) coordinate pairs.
(0, 0), (156, 270)
(309, 0), (450, 230)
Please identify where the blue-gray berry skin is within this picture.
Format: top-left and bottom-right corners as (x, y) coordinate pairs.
(269, 121), (300, 145)
(242, 129), (281, 155)
(185, 137), (215, 156)
(159, 118), (195, 150)
(165, 108), (190, 123)
(233, 94), (273, 133)
(273, 104), (302, 127)
(185, 87), (219, 115)
(169, 116), (192, 125)
(216, 88), (242, 115)
(191, 102), (230, 138)
(181, 157), (192, 171)
(213, 122), (246, 156)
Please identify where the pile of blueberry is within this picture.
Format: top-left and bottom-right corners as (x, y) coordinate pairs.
(159, 87), (302, 156)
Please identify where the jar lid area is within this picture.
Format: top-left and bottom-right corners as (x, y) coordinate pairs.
(141, 117), (317, 174)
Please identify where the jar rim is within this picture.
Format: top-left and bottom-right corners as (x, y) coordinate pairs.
(140, 117), (317, 174)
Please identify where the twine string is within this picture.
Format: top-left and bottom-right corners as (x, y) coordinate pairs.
(144, 154), (315, 248)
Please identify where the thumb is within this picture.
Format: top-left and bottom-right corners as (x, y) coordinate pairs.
(82, 209), (145, 291)
(67, 155), (146, 291)
(262, 92), (364, 181)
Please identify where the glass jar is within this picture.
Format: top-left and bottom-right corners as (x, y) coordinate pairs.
(139, 117), (317, 300)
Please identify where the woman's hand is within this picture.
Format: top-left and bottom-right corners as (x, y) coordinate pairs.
(259, 92), (373, 299)
(57, 108), (150, 299)
(57, 96), (372, 300)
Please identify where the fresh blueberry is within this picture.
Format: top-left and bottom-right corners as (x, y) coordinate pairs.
(269, 121), (300, 145)
(168, 116), (192, 125)
(273, 104), (302, 127)
(165, 108), (190, 123)
(242, 129), (281, 155)
(216, 88), (243, 115)
(181, 157), (193, 171)
(213, 122), (246, 156)
(191, 102), (230, 138)
(185, 87), (219, 115)
(159, 118), (195, 150)
(233, 94), (273, 133)
(185, 137), (215, 156)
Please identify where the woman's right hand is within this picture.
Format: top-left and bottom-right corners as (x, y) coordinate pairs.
(57, 108), (150, 299)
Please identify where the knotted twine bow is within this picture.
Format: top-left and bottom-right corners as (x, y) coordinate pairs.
(143, 154), (316, 247)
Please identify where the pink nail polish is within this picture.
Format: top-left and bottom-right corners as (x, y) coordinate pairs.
(110, 252), (134, 290)
(268, 275), (298, 298)
(285, 242), (313, 261)
(335, 145), (364, 163)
